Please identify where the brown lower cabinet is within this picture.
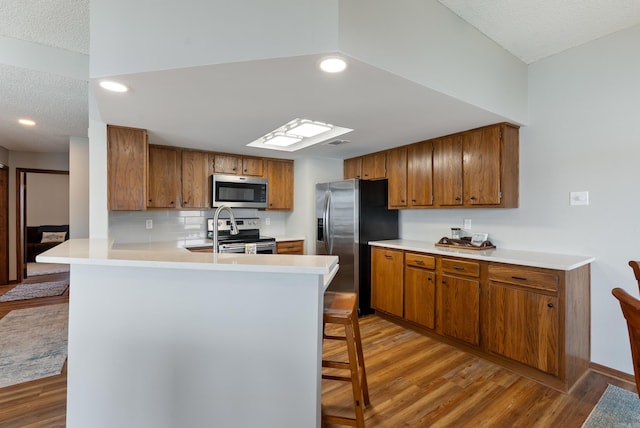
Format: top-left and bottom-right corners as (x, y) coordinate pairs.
(371, 246), (590, 392)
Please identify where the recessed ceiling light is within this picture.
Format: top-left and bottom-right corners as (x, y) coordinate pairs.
(18, 119), (36, 126)
(264, 134), (303, 147)
(320, 57), (347, 73)
(99, 81), (129, 92)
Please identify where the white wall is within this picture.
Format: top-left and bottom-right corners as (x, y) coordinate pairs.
(90, 0), (339, 77)
(399, 24), (640, 375)
(339, 0), (528, 125)
(69, 137), (90, 238)
(26, 173), (69, 226)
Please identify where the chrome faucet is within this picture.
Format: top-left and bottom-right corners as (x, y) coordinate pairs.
(212, 205), (239, 253)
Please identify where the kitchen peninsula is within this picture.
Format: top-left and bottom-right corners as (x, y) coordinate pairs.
(38, 239), (338, 428)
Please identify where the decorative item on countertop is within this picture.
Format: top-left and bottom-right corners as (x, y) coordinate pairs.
(245, 243), (257, 254)
(451, 227), (461, 239)
(435, 236), (496, 250)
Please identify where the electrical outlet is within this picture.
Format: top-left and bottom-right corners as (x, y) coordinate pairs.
(265, 218), (271, 226)
(146, 219), (153, 229)
(570, 191), (589, 206)
(464, 219), (472, 229)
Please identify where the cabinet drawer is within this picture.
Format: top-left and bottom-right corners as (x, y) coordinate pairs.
(441, 258), (480, 277)
(488, 264), (559, 292)
(405, 253), (435, 269)
(277, 240), (304, 255)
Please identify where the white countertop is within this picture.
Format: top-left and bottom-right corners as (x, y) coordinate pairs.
(370, 239), (594, 270)
(37, 239), (338, 276)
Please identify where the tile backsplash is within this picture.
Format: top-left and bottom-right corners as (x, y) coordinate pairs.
(109, 209), (287, 246)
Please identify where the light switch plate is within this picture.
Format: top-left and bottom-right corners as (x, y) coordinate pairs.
(570, 191), (589, 206)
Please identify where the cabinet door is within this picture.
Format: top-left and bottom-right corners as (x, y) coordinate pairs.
(433, 136), (463, 206)
(387, 147), (407, 208)
(463, 126), (501, 205)
(107, 125), (147, 211)
(371, 247), (404, 317)
(242, 157), (264, 176)
(181, 150), (209, 209)
(361, 152), (386, 180)
(487, 283), (559, 375)
(407, 141), (433, 207)
(440, 273), (480, 345)
(266, 159), (294, 210)
(148, 146), (180, 208)
(344, 157), (362, 179)
(404, 265), (436, 329)
(214, 154), (241, 175)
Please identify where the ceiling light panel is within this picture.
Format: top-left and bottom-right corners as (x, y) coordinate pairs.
(248, 118), (353, 152)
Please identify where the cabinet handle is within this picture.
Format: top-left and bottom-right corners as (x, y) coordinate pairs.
(470, 196), (477, 201)
(455, 197), (461, 201)
(511, 276), (528, 281)
(427, 277), (433, 282)
(442, 280), (448, 285)
(547, 303), (554, 308)
(412, 199), (417, 202)
(184, 200), (189, 205)
(401, 199), (405, 203)
(453, 266), (464, 271)
(384, 255), (392, 260)
(414, 260), (424, 265)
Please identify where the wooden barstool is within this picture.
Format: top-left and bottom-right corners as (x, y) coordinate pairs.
(322, 291), (370, 427)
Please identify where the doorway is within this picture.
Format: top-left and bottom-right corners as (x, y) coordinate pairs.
(16, 168), (69, 282)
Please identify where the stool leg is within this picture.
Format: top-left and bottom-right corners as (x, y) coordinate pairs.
(351, 315), (370, 406)
(345, 323), (365, 428)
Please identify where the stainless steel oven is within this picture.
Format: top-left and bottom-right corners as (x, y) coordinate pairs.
(207, 217), (276, 254)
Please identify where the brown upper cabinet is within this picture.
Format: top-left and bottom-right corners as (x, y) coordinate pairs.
(386, 147), (408, 208)
(181, 150), (210, 209)
(214, 154), (263, 176)
(343, 157), (362, 179)
(407, 140), (434, 207)
(147, 145), (180, 209)
(361, 152), (386, 180)
(265, 159), (294, 211)
(348, 122), (518, 209)
(107, 125), (148, 211)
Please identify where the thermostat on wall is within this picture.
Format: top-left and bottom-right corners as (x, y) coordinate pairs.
(471, 233), (489, 246)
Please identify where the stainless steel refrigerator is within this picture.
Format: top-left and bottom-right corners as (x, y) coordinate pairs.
(316, 179), (399, 314)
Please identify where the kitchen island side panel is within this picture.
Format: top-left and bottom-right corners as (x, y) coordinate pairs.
(66, 264), (324, 428)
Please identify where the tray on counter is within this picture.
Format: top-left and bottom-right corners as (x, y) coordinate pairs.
(435, 237), (496, 250)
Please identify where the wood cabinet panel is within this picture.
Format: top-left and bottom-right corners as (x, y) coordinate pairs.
(407, 141), (433, 207)
(488, 264), (559, 292)
(404, 264), (436, 329)
(181, 150), (209, 209)
(266, 159), (294, 211)
(242, 157), (264, 176)
(433, 136), (463, 206)
(440, 273), (480, 346)
(277, 240), (304, 255)
(214, 154), (241, 175)
(486, 283), (559, 375)
(405, 253), (436, 270)
(387, 147), (407, 208)
(148, 146), (180, 208)
(361, 152), (386, 180)
(107, 125), (148, 211)
(463, 127), (501, 205)
(371, 247), (404, 317)
(343, 157), (362, 179)
(441, 258), (480, 278)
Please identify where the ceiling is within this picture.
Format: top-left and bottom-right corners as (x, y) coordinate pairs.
(1, 0), (639, 158)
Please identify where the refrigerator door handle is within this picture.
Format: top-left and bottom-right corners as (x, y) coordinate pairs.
(323, 190), (332, 254)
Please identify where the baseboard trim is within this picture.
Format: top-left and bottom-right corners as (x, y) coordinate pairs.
(590, 362), (635, 385)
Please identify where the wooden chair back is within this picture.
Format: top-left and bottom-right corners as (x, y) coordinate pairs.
(612, 287), (640, 396)
(629, 261), (640, 291)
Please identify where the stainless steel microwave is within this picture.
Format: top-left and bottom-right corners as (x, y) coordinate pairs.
(211, 174), (268, 208)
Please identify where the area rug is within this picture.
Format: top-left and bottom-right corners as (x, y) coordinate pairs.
(0, 279), (69, 302)
(0, 303), (68, 388)
(582, 384), (640, 427)
(27, 262), (69, 276)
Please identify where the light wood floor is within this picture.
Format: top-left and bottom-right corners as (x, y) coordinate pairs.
(0, 276), (633, 428)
